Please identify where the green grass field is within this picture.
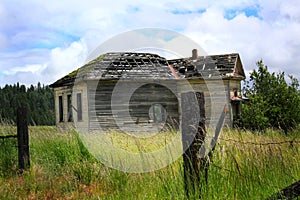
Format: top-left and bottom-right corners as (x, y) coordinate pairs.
(0, 126), (299, 199)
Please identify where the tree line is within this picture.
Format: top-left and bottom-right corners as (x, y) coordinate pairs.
(0, 82), (55, 126)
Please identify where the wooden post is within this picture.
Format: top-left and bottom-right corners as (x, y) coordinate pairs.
(17, 106), (30, 171)
(181, 91), (208, 198)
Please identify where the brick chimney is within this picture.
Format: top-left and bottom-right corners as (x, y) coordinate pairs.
(192, 49), (198, 59)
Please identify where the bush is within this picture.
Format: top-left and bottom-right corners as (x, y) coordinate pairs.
(242, 60), (300, 133)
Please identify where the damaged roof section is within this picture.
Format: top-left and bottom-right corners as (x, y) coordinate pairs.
(168, 53), (245, 79)
(50, 52), (175, 88)
(79, 52), (174, 80)
(50, 52), (245, 88)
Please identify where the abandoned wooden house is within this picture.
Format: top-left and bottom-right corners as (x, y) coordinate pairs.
(50, 50), (245, 132)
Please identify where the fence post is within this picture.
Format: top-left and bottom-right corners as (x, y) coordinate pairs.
(17, 105), (30, 171)
(181, 91), (208, 198)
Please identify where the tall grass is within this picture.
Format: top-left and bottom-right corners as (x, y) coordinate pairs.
(0, 120), (17, 177)
(0, 126), (299, 199)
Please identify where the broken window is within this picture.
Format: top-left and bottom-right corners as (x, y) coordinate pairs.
(67, 94), (73, 122)
(77, 93), (82, 121)
(59, 96), (63, 122)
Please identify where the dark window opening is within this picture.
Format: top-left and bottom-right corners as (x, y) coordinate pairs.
(232, 101), (242, 127)
(59, 96), (63, 122)
(67, 94), (73, 122)
(77, 93), (82, 121)
(234, 90), (238, 97)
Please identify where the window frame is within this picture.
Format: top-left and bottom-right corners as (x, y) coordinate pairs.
(77, 93), (83, 121)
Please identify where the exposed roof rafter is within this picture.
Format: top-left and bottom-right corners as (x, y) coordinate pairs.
(50, 52), (245, 88)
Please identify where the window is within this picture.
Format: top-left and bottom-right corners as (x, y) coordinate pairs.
(67, 94), (73, 122)
(234, 90), (238, 97)
(77, 93), (82, 121)
(149, 104), (166, 122)
(59, 96), (63, 122)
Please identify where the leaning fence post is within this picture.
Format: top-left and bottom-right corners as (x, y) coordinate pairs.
(17, 105), (30, 171)
(181, 91), (208, 198)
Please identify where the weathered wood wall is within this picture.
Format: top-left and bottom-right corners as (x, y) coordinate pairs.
(185, 79), (242, 128)
(53, 86), (74, 131)
(87, 80), (179, 132)
(54, 81), (89, 131)
(179, 79), (229, 128)
(54, 78), (242, 132)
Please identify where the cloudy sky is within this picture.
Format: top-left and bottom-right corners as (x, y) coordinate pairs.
(0, 0), (300, 86)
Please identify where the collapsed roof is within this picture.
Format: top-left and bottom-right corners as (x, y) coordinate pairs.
(50, 51), (245, 88)
(169, 53), (245, 79)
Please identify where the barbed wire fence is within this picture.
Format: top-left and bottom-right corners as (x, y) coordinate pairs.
(219, 137), (300, 146)
(208, 135), (300, 199)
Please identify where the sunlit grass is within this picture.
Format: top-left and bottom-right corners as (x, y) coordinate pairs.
(0, 126), (299, 199)
(101, 129), (178, 153)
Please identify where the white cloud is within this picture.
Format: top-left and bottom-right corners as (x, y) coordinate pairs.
(184, 4), (300, 79)
(3, 64), (46, 75)
(0, 40), (87, 86)
(42, 40), (88, 83)
(0, 0), (300, 86)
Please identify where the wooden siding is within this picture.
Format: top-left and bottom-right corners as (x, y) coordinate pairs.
(54, 79), (241, 131)
(87, 80), (179, 132)
(184, 79), (232, 128)
(72, 82), (89, 132)
(53, 86), (74, 131)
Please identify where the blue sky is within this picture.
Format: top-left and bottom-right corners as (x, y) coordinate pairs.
(0, 0), (300, 86)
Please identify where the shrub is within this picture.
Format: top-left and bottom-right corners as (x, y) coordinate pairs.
(242, 60), (300, 133)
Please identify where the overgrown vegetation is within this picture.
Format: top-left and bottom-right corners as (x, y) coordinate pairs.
(242, 60), (300, 133)
(0, 126), (299, 199)
(0, 82), (55, 126)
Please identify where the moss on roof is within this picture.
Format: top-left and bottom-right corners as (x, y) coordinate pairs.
(50, 52), (245, 88)
(86, 54), (105, 65)
(67, 69), (78, 78)
(49, 54), (106, 88)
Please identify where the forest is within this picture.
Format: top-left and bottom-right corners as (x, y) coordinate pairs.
(0, 82), (55, 126)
